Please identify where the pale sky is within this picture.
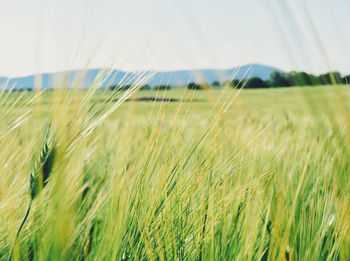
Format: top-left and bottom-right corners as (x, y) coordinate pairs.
(0, 0), (350, 77)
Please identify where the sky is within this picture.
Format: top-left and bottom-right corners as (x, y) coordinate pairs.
(0, 0), (350, 77)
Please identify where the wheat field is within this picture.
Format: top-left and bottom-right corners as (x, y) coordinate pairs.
(0, 84), (349, 260)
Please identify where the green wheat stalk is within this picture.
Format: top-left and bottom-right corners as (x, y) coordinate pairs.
(7, 128), (55, 261)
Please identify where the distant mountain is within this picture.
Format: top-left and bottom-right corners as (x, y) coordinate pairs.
(0, 64), (282, 89)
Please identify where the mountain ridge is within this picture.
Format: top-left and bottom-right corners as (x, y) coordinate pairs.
(0, 64), (282, 89)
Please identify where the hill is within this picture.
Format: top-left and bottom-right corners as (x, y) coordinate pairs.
(0, 64), (281, 89)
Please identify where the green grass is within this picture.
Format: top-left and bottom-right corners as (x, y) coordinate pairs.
(0, 85), (349, 260)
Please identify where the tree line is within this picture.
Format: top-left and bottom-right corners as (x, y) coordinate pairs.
(108, 70), (350, 91)
(229, 71), (350, 89)
(214, 71), (349, 89)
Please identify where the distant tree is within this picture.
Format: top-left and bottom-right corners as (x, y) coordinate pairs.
(124, 85), (133, 90)
(230, 79), (243, 89)
(244, 77), (269, 88)
(342, 75), (350, 84)
(187, 82), (202, 90)
(109, 85), (118, 91)
(286, 71), (318, 86)
(109, 84), (132, 91)
(269, 71), (291, 87)
(15, 87), (33, 92)
(318, 71), (342, 85)
(156, 85), (170, 90)
(212, 81), (221, 87)
(140, 84), (151, 91)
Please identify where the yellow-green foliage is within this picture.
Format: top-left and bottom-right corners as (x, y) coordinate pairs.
(0, 84), (349, 260)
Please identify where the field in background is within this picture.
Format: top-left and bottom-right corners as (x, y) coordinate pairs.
(0, 85), (349, 260)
